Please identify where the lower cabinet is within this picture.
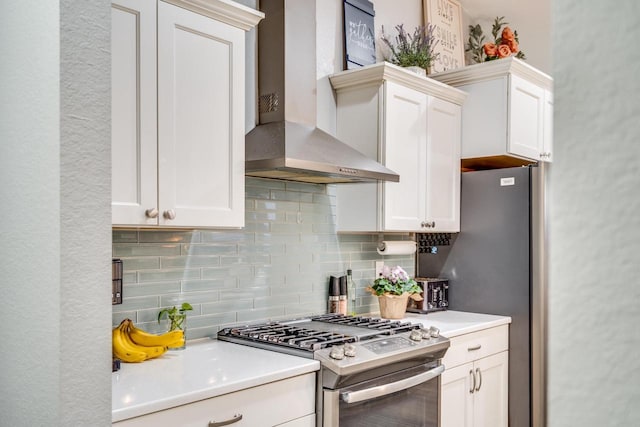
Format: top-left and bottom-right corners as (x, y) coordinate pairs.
(440, 326), (509, 427)
(113, 373), (315, 426)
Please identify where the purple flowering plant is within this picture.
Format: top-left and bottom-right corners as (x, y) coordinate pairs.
(368, 265), (422, 297)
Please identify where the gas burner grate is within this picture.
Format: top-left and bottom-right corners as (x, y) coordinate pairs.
(220, 322), (359, 351)
(310, 314), (421, 334)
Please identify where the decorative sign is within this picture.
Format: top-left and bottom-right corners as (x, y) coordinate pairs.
(424, 0), (464, 73)
(343, 0), (376, 70)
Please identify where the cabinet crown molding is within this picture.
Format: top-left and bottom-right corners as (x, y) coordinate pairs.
(162, 0), (263, 30)
(430, 57), (553, 91)
(329, 62), (467, 106)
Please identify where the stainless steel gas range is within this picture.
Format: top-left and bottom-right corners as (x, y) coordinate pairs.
(218, 314), (450, 427)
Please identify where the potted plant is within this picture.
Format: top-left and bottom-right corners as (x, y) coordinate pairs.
(367, 265), (423, 319)
(379, 24), (440, 75)
(158, 302), (193, 350)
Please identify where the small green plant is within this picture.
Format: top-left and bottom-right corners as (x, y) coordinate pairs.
(158, 302), (193, 331)
(380, 24), (440, 71)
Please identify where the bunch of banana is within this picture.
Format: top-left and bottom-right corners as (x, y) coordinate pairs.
(112, 319), (184, 363)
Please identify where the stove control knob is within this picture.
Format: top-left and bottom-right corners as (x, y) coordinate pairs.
(344, 344), (357, 357)
(429, 326), (440, 338)
(409, 330), (423, 342)
(329, 345), (345, 360)
(421, 328), (432, 340)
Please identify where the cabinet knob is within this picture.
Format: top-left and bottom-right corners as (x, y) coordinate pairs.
(422, 221), (435, 228)
(163, 209), (176, 220)
(145, 208), (159, 219)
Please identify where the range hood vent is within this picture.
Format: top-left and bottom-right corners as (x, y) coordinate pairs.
(245, 0), (399, 184)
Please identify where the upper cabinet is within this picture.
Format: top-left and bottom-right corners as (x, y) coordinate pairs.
(431, 57), (553, 170)
(329, 62), (466, 233)
(111, 0), (262, 228)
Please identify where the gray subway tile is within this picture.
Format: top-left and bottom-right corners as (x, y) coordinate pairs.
(247, 177), (286, 190)
(182, 278), (237, 292)
(138, 269), (200, 283)
(255, 199), (300, 212)
(182, 244), (238, 256)
(270, 189), (313, 203)
(220, 254), (271, 266)
(161, 256), (220, 269)
(139, 230), (201, 244)
(122, 257), (160, 270)
(112, 229), (138, 243)
(254, 294), (300, 308)
(239, 243), (285, 255)
(113, 244), (181, 257)
(123, 281), (181, 298)
(202, 265), (253, 279)
(285, 181), (326, 194)
(202, 299), (254, 314)
(115, 295), (159, 312)
(245, 211), (285, 223)
(220, 287), (270, 301)
(245, 186), (271, 199)
(237, 307), (286, 322)
(200, 231), (250, 243)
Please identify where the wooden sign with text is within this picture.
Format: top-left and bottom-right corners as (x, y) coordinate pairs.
(424, 0), (464, 73)
(343, 0), (376, 70)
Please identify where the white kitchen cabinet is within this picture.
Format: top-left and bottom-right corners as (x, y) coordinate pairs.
(329, 62), (466, 232)
(431, 57), (553, 170)
(111, 0), (262, 228)
(113, 372), (316, 426)
(440, 325), (509, 427)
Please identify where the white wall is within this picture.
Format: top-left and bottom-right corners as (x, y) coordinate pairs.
(548, 1), (640, 425)
(0, 0), (112, 424)
(1, 2), (61, 422)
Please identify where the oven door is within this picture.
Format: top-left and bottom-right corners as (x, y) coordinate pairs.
(323, 362), (444, 427)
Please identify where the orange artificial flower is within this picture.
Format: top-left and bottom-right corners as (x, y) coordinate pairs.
(501, 27), (515, 42)
(483, 42), (498, 57)
(506, 39), (519, 54)
(497, 44), (512, 58)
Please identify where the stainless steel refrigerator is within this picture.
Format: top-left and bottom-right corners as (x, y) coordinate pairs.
(417, 165), (547, 427)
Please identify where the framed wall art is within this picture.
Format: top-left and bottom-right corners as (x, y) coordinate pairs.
(343, 0), (376, 70)
(423, 0), (464, 73)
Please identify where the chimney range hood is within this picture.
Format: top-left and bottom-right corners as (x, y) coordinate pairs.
(245, 0), (399, 184)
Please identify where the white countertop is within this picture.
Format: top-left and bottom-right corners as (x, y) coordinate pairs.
(112, 340), (320, 423)
(112, 311), (510, 423)
(402, 310), (512, 338)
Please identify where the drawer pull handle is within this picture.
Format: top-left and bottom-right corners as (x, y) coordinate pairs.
(475, 368), (482, 392)
(469, 369), (475, 394)
(209, 414), (243, 427)
(467, 344), (481, 351)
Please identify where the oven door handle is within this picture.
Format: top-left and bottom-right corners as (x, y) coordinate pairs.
(340, 364), (445, 404)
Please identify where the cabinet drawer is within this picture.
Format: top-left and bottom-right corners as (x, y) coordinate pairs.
(442, 325), (508, 370)
(114, 373), (315, 426)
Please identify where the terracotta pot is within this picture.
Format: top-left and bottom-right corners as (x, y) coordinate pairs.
(378, 293), (410, 319)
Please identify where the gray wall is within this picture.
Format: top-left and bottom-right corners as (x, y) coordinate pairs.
(548, 1), (640, 425)
(113, 178), (415, 337)
(1, 0), (112, 425)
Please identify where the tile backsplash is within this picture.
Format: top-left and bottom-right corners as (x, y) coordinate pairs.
(112, 178), (415, 340)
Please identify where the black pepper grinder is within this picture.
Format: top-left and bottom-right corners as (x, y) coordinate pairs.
(328, 276), (341, 314)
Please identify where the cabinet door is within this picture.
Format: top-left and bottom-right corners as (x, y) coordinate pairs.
(158, 2), (245, 227)
(508, 75), (545, 161)
(441, 362), (474, 427)
(542, 89), (553, 162)
(113, 373), (315, 427)
(425, 97), (461, 232)
(111, 0), (158, 225)
(473, 351), (509, 427)
(382, 81), (427, 231)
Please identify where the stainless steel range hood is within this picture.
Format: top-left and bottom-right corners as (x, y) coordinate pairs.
(245, 0), (399, 184)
